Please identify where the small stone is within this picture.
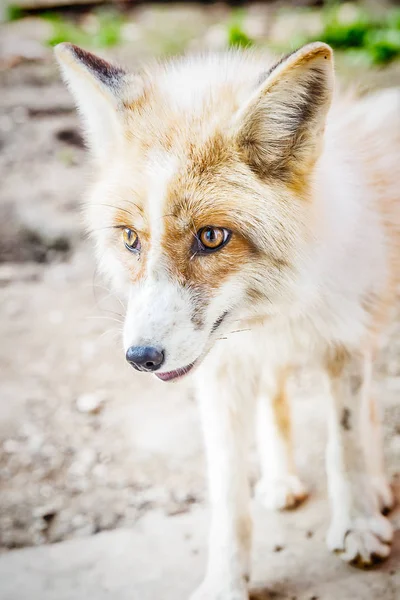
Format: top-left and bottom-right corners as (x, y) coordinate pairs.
(76, 392), (105, 414)
(3, 439), (20, 454)
(71, 514), (86, 529)
(33, 499), (62, 520)
(92, 464), (107, 480)
(68, 478), (90, 494)
(273, 544), (284, 552)
(70, 514), (95, 538)
(94, 511), (120, 533)
(39, 484), (54, 499)
(68, 448), (97, 477)
(27, 433), (44, 453)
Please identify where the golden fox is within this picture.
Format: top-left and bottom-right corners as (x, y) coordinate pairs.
(56, 41), (399, 599)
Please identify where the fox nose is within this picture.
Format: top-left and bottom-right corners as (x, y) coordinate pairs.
(126, 346), (165, 372)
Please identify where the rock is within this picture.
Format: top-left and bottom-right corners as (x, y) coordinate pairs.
(55, 128), (85, 149)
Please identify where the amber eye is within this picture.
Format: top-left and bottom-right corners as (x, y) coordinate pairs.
(123, 228), (141, 253)
(197, 226), (231, 254)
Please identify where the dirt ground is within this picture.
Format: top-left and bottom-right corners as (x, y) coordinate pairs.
(0, 4), (400, 599)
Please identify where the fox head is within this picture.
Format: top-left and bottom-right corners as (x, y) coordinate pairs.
(55, 42), (334, 381)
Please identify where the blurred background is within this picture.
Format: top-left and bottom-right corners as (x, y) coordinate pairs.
(0, 1), (399, 599)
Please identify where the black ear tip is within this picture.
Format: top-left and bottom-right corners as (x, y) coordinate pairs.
(54, 42), (87, 68)
(55, 43), (102, 65)
(54, 43), (126, 84)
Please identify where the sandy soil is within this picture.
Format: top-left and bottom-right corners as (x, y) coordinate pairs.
(0, 5), (399, 599)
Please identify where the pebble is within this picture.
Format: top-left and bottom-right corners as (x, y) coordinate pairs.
(33, 499), (62, 519)
(3, 439), (20, 454)
(27, 433), (44, 453)
(92, 463), (107, 480)
(68, 448), (97, 478)
(76, 392), (105, 414)
(70, 514), (95, 538)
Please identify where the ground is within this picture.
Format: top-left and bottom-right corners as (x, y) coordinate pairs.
(0, 4), (399, 599)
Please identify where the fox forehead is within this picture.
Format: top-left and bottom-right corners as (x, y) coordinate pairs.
(92, 105), (301, 286)
(108, 100), (249, 232)
(122, 53), (268, 162)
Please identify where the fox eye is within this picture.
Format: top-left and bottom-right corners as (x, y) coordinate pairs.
(196, 226), (231, 254)
(123, 228), (141, 253)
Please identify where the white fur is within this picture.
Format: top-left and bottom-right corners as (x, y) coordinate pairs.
(55, 43), (398, 599)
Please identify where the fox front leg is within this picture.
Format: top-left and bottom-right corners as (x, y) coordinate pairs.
(325, 348), (393, 566)
(190, 364), (255, 600)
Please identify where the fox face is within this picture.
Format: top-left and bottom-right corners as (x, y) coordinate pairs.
(56, 42), (333, 380)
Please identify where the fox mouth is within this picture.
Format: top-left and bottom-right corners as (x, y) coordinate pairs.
(154, 311), (230, 382)
(155, 362), (196, 382)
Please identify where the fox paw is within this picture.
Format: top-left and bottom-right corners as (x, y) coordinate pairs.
(255, 474), (308, 511)
(190, 580), (248, 600)
(327, 512), (393, 567)
(370, 476), (395, 514)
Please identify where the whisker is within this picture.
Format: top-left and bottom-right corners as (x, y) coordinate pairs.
(96, 291), (126, 312)
(98, 328), (123, 341)
(86, 315), (124, 324)
(229, 328), (251, 335)
(91, 269), (126, 315)
(87, 225), (125, 234)
(92, 304), (125, 318)
(97, 203), (143, 216)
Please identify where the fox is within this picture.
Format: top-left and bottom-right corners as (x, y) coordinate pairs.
(55, 41), (399, 599)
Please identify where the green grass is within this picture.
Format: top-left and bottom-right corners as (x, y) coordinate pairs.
(227, 3), (400, 66)
(302, 4), (400, 65)
(227, 10), (254, 49)
(43, 10), (124, 49)
(5, 3), (24, 21)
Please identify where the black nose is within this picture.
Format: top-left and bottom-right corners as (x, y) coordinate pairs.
(126, 346), (165, 372)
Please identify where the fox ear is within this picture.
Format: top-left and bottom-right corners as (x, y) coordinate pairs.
(234, 42), (334, 179)
(54, 44), (141, 161)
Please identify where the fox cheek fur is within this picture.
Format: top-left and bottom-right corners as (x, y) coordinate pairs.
(56, 41), (398, 599)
